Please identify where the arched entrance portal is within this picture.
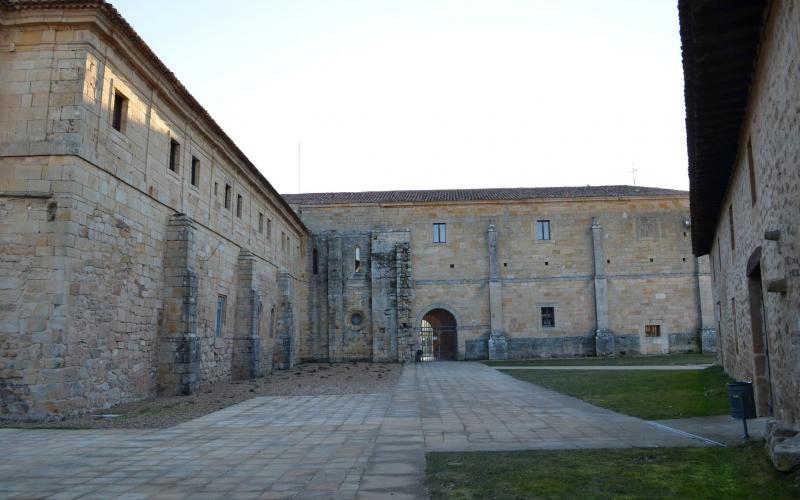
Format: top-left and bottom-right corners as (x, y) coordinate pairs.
(419, 309), (458, 361)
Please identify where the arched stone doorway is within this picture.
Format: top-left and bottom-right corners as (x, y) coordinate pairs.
(419, 308), (458, 361)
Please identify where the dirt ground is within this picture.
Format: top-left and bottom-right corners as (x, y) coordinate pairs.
(1, 362), (401, 430)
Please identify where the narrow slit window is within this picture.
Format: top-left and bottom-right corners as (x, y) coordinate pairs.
(190, 156), (199, 187)
(747, 138), (757, 206)
(215, 294), (227, 337)
(536, 220), (551, 240)
(354, 246), (361, 273)
(224, 184), (232, 210)
(267, 218), (272, 241)
(258, 212), (264, 234)
(728, 205), (735, 250)
(236, 194), (243, 218)
(541, 307), (555, 328)
(313, 247), (319, 275)
(433, 223), (446, 243)
(168, 139), (180, 173)
(112, 90), (127, 132)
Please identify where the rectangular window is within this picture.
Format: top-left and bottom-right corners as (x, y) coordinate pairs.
(747, 138), (757, 206)
(732, 297), (738, 354)
(645, 324), (661, 337)
(535, 220), (551, 240)
(112, 91), (127, 132)
(729, 205), (735, 250)
(190, 156), (199, 187)
(433, 223), (446, 243)
(215, 294), (227, 337)
(541, 307), (555, 328)
(224, 184), (232, 210)
(236, 194), (243, 218)
(258, 212), (264, 234)
(267, 218), (272, 241)
(638, 216), (659, 239)
(168, 138), (180, 173)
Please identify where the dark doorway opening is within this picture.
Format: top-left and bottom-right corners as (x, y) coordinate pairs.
(747, 261), (773, 416)
(419, 309), (458, 361)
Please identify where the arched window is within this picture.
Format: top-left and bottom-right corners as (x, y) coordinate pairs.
(312, 247), (319, 275)
(354, 246), (361, 273)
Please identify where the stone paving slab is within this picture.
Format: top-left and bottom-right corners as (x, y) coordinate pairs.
(654, 415), (770, 445)
(418, 362), (706, 452)
(494, 364), (713, 370)
(0, 362), (715, 499)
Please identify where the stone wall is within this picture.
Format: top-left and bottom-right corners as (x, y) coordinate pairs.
(294, 196), (712, 361)
(307, 230), (413, 362)
(0, 12), (308, 418)
(707, 0), (800, 429)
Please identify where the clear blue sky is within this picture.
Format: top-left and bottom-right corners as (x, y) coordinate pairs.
(113, 0), (689, 194)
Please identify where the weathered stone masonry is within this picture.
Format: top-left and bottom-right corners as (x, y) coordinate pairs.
(308, 230), (414, 363)
(288, 190), (716, 363)
(0, 1), (308, 419)
(680, 0), (800, 459)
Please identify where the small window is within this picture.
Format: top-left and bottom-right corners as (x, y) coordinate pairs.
(281, 231), (286, 252)
(354, 246), (361, 273)
(638, 216), (659, 239)
(541, 307), (555, 328)
(267, 218), (272, 241)
(168, 138), (180, 173)
(258, 212), (264, 234)
(433, 223), (446, 243)
(236, 194), (243, 218)
(214, 182), (218, 196)
(728, 205), (735, 250)
(536, 220), (551, 240)
(313, 247), (319, 275)
(645, 324), (661, 337)
(215, 294), (227, 337)
(224, 184), (232, 210)
(747, 138), (757, 206)
(112, 90), (127, 132)
(190, 156), (199, 187)
(269, 306), (275, 338)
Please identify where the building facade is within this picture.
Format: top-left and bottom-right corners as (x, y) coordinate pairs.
(680, 0), (800, 459)
(0, 0), (725, 421)
(0, 1), (308, 418)
(285, 188), (716, 364)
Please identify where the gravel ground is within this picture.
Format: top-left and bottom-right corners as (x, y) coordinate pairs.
(0, 362), (401, 430)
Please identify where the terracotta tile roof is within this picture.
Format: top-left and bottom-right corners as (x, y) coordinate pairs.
(282, 185), (688, 206)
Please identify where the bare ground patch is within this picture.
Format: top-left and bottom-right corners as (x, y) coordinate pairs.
(0, 362), (400, 429)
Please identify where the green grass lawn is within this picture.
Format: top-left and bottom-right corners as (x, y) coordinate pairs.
(484, 352), (716, 367)
(426, 442), (800, 499)
(500, 365), (732, 419)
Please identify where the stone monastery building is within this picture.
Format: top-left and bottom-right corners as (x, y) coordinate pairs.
(0, 0), (718, 419)
(680, 0), (800, 439)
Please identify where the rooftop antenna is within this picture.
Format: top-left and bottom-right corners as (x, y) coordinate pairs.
(298, 140), (302, 194)
(628, 165), (638, 186)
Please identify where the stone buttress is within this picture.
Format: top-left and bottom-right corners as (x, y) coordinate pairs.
(232, 250), (264, 379)
(158, 213), (200, 395)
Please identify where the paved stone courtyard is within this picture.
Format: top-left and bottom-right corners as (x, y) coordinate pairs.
(0, 363), (709, 499)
